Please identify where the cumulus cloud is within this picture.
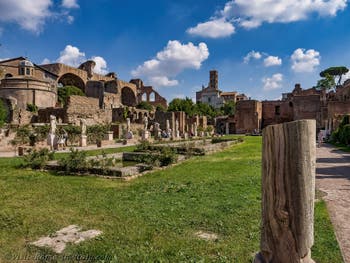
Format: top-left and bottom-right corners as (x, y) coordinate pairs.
(62, 0), (79, 9)
(187, 19), (235, 38)
(262, 73), (283, 91)
(0, 0), (52, 33)
(132, 40), (209, 87)
(41, 58), (51, 64)
(291, 48), (320, 73)
(187, 0), (346, 37)
(91, 56), (108, 75)
(264, 56), (282, 67)
(57, 45), (86, 67)
(0, 0), (78, 34)
(149, 76), (178, 87)
(222, 0), (347, 29)
(56, 45), (108, 75)
(243, 50), (262, 63)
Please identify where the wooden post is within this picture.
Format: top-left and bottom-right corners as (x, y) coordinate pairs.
(254, 120), (316, 263)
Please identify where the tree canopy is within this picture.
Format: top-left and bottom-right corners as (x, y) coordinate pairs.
(58, 86), (85, 107)
(315, 73), (336, 91)
(320, 66), (349, 86)
(136, 101), (153, 111)
(220, 101), (236, 116)
(167, 97), (223, 118)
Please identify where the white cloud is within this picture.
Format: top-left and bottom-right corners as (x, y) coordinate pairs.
(243, 50), (262, 63)
(149, 76), (178, 87)
(264, 56), (282, 67)
(0, 0), (52, 33)
(132, 40), (209, 87)
(56, 45), (109, 75)
(0, 0), (78, 33)
(223, 0), (347, 29)
(62, 0), (79, 9)
(41, 58), (51, 64)
(57, 45), (86, 67)
(291, 48), (320, 73)
(91, 56), (108, 75)
(262, 73), (283, 90)
(186, 19), (235, 38)
(187, 0), (346, 37)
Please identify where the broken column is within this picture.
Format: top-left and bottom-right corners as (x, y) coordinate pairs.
(254, 119), (316, 263)
(79, 118), (87, 147)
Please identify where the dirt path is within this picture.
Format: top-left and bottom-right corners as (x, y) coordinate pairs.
(316, 144), (350, 263)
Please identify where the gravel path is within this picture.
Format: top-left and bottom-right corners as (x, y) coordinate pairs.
(316, 144), (350, 263)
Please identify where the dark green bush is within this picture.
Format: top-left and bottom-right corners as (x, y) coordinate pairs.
(26, 103), (38, 113)
(23, 148), (54, 169)
(331, 115), (350, 145)
(87, 124), (109, 144)
(59, 148), (89, 173)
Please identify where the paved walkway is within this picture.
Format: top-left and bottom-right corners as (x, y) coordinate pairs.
(316, 144), (350, 263)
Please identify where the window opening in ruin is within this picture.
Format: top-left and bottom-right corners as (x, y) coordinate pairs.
(26, 68), (30, 75)
(275, 106), (281, 115)
(149, 92), (155, 102)
(142, 93), (147, 101)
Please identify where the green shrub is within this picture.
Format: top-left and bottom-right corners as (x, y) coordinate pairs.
(59, 148), (89, 173)
(340, 124), (350, 145)
(58, 86), (85, 107)
(11, 126), (31, 146)
(26, 103), (38, 113)
(33, 125), (50, 142)
(87, 124), (109, 144)
(135, 140), (151, 151)
(0, 99), (7, 127)
(23, 148), (54, 169)
(136, 101), (153, 111)
(158, 147), (177, 166)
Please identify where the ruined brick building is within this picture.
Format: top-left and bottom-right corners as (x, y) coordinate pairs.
(0, 57), (167, 125)
(216, 83), (350, 134)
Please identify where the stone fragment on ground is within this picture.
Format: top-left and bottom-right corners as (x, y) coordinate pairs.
(31, 225), (102, 253)
(195, 231), (218, 241)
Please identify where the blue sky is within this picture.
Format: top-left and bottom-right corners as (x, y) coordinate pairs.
(1, 0), (350, 101)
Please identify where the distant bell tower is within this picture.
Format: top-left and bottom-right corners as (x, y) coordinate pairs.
(209, 70), (218, 90)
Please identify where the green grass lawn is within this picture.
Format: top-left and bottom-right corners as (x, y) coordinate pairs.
(0, 136), (343, 262)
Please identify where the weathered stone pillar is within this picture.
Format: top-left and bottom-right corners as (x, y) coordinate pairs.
(254, 119), (316, 263)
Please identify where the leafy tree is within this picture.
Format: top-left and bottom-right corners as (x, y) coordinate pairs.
(136, 101), (153, 111)
(0, 100), (7, 127)
(315, 73), (336, 91)
(168, 97), (195, 116)
(156, 104), (166, 112)
(193, 102), (218, 118)
(220, 101), (236, 116)
(320, 66), (349, 86)
(58, 85), (85, 107)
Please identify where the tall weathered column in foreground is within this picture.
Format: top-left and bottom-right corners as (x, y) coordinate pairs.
(254, 120), (316, 263)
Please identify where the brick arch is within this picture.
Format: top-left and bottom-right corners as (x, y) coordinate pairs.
(57, 73), (86, 92)
(121, 86), (137, 106)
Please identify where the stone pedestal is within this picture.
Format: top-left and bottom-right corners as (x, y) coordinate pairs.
(80, 135), (87, 147)
(183, 132), (188, 140)
(105, 131), (114, 141)
(142, 131), (149, 140)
